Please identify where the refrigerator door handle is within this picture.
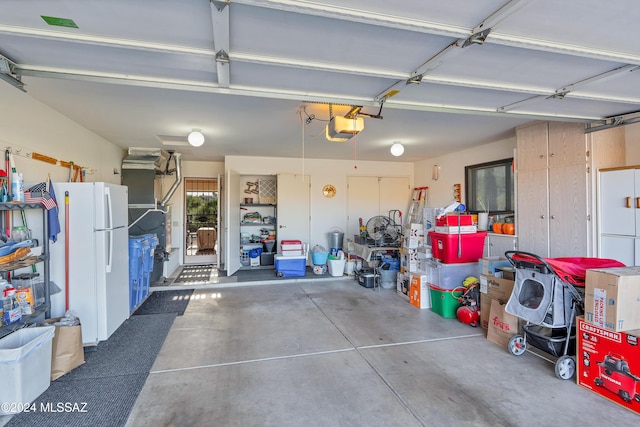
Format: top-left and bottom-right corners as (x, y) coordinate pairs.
(106, 229), (113, 273)
(105, 186), (113, 229)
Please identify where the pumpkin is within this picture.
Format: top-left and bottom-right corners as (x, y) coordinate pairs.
(492, 222), (503, 233)
(502, 223), (515, 235)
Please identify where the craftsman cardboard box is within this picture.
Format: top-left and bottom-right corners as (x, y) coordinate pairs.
(576, 316), (640, 415)
(409, 273), (430, 309)
(479, 256), (512, 277)
(585, 267), (640, 332)
(479, 274), (515, 330)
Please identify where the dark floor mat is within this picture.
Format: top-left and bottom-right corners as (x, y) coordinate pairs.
(6, 313), (176, 427)
(132, 289), (194, 316)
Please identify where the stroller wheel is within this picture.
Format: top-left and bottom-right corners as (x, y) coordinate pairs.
(555, 356), (576, 380)
(508, 335), (526, 356)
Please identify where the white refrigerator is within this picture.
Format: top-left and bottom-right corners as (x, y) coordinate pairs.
(50, 182), (129, 345)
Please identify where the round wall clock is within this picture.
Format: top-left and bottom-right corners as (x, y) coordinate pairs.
(322, 184), (336, 198)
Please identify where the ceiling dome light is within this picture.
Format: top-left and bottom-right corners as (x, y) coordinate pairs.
(390, 142), (404, 157)
(188, 130), (205, 147)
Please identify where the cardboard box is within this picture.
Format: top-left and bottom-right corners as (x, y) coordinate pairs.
(400, 248), (420, 273)
(404, 224), (425, 248)
(409, 274), (430, 309)
(577, 317), (640, 415)
(402, 236), (424, 249)
(423, 208), (437, 229)
(479, 257), (512, 276)
(486, 299), (518, 347)
(397, 272), (410, 301)
(585, 267), (640, 332)
(479, 275), (515, 330)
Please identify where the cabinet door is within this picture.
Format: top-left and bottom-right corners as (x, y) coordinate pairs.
(277, 174), (310, 245)
(516, 122), (548, 171)
(548, 164), (588, 257)
(547, 122), (586, 167)
(516, 169), (549, 256)
(488, 235), (517, 258)
(601, 235), (635, 266)
(600, 169), (636, 236)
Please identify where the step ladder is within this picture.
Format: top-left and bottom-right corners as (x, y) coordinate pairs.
(405, 186), (428, 227)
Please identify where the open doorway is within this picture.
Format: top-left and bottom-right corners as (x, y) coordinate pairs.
(184, 178), (219, 266)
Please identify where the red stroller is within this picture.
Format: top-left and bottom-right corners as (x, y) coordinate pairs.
(504, 251), (624, 380)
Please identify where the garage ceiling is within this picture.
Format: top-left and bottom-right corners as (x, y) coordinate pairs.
(1, 0), (639, 162)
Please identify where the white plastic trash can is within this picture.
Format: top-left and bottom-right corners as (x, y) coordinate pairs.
(327, 251), (346, 277)
(0, 326), (55, 414)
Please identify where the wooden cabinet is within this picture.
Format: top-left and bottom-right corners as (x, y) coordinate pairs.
(483, 233), (518, 258)
(599, 167), (640, 266)
(516, 121), (624, 258)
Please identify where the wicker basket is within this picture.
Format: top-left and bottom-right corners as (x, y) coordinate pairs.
(259, 178), (277, 204)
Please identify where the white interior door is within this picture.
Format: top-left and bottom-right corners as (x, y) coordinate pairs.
(225, 169), (241, 275)
(277, 174), (310, 250)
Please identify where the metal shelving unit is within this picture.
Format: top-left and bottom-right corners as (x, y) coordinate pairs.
(0, 202), (51, 338)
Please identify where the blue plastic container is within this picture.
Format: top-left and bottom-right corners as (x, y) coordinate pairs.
(311, 251), (329, 265)
(128, 237), (147, 312)
(381, 255), (400, 271)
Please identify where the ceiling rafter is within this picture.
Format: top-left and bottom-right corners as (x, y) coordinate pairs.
(210, 0), (231, 87)
(17, 65), (603, 123)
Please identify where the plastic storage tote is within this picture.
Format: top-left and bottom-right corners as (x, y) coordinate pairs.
(0, 326), (55, 414)
(429, 285), (463, 318)
(428, 231), (487, 263)
(425, 259), (480, 290)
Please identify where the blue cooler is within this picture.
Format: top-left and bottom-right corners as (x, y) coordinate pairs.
(275, 254), (307, 277)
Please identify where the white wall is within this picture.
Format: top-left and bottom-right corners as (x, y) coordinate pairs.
(413, 136), (517, 209)
(226, 156), (413, 250)
(0, 83), (125, 184)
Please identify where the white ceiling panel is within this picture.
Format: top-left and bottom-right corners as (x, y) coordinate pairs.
(230, 4), (454, 73)
(1, 0), (638, 162)
(496, 0), (640, 59)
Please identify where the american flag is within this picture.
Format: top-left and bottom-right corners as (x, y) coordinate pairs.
(24, 182), (57, 210)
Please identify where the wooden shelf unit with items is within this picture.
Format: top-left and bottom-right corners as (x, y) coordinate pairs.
(0, 202), (51, 339)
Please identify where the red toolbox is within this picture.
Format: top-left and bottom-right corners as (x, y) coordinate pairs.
(435, 214), (473, 227)
(428, 231), (487, 264)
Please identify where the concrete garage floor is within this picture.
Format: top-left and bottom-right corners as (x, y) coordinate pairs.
(125, 279), (639, 426)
